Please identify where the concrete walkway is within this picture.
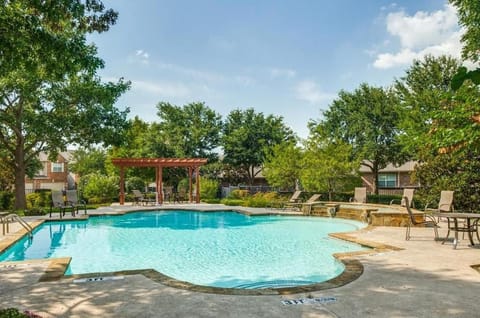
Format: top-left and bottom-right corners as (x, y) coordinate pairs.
(1, 204), (479, 317)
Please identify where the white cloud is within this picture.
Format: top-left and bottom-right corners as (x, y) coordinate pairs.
(373, 4), (463, 69)
(295, 80), (334, 104)
(134, 49), (150, 64)
(270, 68), (296, 79)
(132, 80), (190, 98)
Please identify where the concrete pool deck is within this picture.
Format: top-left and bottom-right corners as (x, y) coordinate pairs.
(1, 203), (479, 317)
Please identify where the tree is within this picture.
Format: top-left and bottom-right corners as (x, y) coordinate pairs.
(300, 131), (360, 201)
(396, 55), (480, 210)
(395, 55), (461, 156)
(155, 102), (222, 161)
(263, 141), (302, 190)
(222, 108), (295, 185)
(451, 0), (480, 63)
(450, 0), (480, 89)
(0, 1), (130, 209)
(311, 83), (401, 194)
(69, 148), (107, 177)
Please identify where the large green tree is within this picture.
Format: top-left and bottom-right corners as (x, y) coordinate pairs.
(450, 0), (480, 89)
(263, 141), (303, 190)
(301, 137), (360, 201)
(396, 55), (480, 210)
(395, 55), (461, 156)
(222, 108), (295, 185)
(0, 1), (130, 209)
(451, 0), (480, 63)
(311, 83), (401, 194)
(155, 102), (222, 161)
(69, 148), (107, 177)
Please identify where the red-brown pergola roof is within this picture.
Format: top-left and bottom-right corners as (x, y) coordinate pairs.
(111, 158), (208, 168)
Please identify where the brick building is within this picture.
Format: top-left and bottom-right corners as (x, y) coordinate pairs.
(25, 151), (77, 193)
(359, 161), (419, 195)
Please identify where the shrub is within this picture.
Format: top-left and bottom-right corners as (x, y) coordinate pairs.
(0, 308), (41, 318)
(24, 208), (47, 216)
(126, 177), (146, 193)
(82, 173), (119, 203)
(0, 191), (14, 210)
(200, 177), (219, 199)
(202, 198), (221, 204)
(26, 193), (41, 209)
(244, 192), (279, 207)
(220, 199), (245, 206)
(227, 189), (249, 199)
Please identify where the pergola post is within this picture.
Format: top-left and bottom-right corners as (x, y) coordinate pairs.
(188, 166), (193, 202)
(157, 166), (163, 204)
(119, 167), (125, 205)
(195, 165), (200, 203)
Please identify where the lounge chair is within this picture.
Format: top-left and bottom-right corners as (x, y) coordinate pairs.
(66, 190), (87, 215)
(132, 189), (155, 205)
(390, 188), (415, 208)
(404, 197), (439, 241)
(50, 190), (72, 218)
(273, 190), (302, 209)
(349, 187), (367, 203)
(287, 194), (322, 213)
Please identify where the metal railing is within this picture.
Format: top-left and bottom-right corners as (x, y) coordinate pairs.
(0, 213), (34, 238)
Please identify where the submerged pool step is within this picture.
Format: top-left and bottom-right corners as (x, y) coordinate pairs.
(234, 280), (316, 289)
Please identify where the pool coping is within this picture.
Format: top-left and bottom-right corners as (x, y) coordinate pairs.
(0, 208), (405, 295)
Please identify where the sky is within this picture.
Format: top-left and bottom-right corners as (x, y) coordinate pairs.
(89, 0), (464, 139)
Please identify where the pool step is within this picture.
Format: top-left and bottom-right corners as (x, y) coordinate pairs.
(234, 280), (316, 289)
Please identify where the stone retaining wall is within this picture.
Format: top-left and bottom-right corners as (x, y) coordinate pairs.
(308, 203), (426, 227)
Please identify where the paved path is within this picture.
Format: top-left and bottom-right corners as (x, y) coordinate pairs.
(1, 204), (479, 317)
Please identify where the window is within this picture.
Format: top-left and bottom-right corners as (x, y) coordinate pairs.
(378, 173), (396, 188)
(51, 162), (64, 173)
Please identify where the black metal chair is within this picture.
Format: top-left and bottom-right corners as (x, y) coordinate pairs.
(66, 190), (87, 215)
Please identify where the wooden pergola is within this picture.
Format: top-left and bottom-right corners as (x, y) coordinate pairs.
(111, 158), (208, 205)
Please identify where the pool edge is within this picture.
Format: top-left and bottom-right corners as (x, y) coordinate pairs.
(0, 213), (401, 295)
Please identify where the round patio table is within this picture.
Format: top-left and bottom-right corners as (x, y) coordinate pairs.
(434, 212), (480, 249)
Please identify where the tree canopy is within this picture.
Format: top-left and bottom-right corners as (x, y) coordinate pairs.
(222, 108), (295, 185)
(310, 83), (401, 194)
(156, 102), (223, 161)
(263, 141), (302, 190)
(0, 0), (130, 209)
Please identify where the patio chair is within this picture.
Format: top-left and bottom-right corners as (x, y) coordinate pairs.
(404, 197), (439, 241)
(66, 190), (87, 215)
(390, 188), (415, 208)
(132, 189), (155, 205)
(424, 191), (454, 213)
(349, 187), (367, 203)
(425, 190), (455, 223)
(50, 190), (71, 218)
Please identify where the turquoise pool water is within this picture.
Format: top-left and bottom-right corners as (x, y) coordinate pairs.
(0, 211), (367, 288)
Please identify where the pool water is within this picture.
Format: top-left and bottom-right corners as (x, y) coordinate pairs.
(0, 211), (367, 289)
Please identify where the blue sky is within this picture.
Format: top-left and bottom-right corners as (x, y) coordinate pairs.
(89, 0), (462, 139)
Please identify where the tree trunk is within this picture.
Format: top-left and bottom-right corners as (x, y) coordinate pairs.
(14, 145), (27, 210)
(372, 162), (379, 196)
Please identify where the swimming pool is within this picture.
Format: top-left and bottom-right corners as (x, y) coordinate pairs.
(0, 211), (367, 289)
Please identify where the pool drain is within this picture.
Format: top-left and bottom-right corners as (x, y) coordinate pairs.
(73, 276), (125, 283)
